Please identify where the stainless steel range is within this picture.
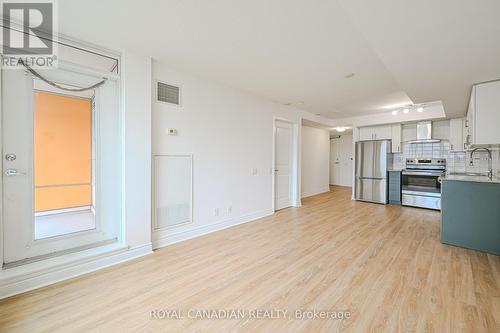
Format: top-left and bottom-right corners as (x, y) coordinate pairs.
(402, 158), (446, 210)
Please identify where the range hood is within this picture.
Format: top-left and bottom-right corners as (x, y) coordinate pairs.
(408, 121), (441, 144)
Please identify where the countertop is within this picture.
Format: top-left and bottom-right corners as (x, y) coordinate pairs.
(443, 174), (500, 184)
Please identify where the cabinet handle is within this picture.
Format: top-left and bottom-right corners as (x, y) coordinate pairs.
(451, 144), (453, 150)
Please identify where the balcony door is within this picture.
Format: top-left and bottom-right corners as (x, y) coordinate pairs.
(2, 65), (120, 265)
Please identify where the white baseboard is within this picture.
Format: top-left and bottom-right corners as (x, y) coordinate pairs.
(0, 243), (153, 300)
(152, 209), (274, 249)
(301, 186), (330, 199)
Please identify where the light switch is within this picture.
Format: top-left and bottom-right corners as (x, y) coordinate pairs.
(166, 128), (178, 136)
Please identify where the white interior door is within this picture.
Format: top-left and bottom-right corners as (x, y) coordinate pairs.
(330, 138), (341, 185)
(340, 134), (353, 187)
(330, 135), (353, 187)
(2, 67), (120, 264)
(274, 120), (293, 210)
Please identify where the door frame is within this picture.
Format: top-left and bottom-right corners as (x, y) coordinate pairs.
(330, 134), (354, 187)
(0, 36), (123, 267)
(330, 135), (341, 186)
(272, 117), (300, 212)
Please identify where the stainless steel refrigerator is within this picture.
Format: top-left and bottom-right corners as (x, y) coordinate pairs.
(355, 140), (392, 204)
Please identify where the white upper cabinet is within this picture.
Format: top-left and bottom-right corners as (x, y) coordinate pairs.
(390, 124), (402, 153)
(466, 86), (475, 146)
(359, 127), (374, 141)
(358, 125), (391, 141)
(473, 80), (500, 145)
(449, 118), (465, 151)
(432, 120), (450, 140)
(374, 125), (392, 140)
(467, 81), (500, 145)
(402, 123), (417, 142)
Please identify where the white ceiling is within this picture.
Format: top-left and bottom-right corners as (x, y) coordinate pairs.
(59, 0), (500, 118)
(302, 119), (352, 135)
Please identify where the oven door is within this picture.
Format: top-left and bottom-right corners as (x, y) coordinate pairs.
(401, 171), (443, 195)
(402, 191), (441, 210)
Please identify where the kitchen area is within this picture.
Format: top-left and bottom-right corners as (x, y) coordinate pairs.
(354, 79), (500, 256)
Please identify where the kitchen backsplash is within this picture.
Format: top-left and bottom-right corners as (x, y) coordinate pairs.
(392, 141), (500, 176)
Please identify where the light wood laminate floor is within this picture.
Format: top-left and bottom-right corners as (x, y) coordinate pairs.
(0, 186), (499, 332)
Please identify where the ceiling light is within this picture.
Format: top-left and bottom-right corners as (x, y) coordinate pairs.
(382, 102), (413, 110)
(335, 127), (347, 132)
(344, 73), (355, 79)
(403, 108), (410, 114)
(392, 110), (398, 116)
(417, 106), (424, 112)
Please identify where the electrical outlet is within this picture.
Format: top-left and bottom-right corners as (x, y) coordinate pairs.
(213, 208), (219, 217)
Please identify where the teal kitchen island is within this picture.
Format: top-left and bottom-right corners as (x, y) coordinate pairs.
(441, 175), (500, 255)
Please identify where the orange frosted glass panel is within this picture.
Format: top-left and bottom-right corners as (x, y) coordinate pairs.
(35, 185), (92, 212)
(34, 92), (92, 212)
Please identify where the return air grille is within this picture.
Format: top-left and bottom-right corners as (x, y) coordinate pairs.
(157, 82), (180, 105)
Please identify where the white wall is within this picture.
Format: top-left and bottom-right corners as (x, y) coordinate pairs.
(122, 52), (153, 249)
(151, 60), (325, 248)
(300, 126), (330, 198)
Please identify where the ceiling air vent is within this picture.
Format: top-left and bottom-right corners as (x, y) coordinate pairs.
(157, 81), (180, 105)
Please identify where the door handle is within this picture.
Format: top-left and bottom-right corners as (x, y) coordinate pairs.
(5, 154), (16, 161)
(4, 169), (26, 176)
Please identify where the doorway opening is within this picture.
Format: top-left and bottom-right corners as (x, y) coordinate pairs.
(33, 90), (95, 239)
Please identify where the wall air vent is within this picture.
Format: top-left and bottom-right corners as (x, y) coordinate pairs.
(157, 81), (180, 105)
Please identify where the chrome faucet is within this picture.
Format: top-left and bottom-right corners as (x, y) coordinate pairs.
(470, 147), (493, 180)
